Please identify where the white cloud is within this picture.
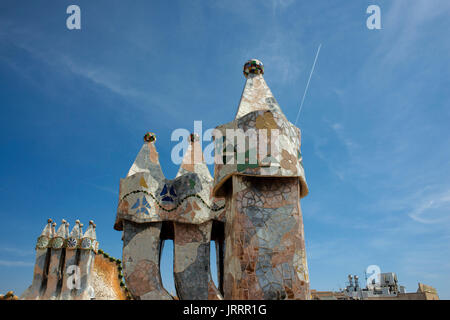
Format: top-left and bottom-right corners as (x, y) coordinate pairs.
(85, 182), (118, 195)
(0, 260), (33, 267)
(408, 190), (450, 224)
(368, 0), (450, 67)
(0, 247), (33, 257)
(0, 21), (187, 127)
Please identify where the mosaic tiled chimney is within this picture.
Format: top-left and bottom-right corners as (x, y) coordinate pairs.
(21, 219), (101, 300)
(114, 59), (310, 300)
(212, 59), (310, 299)
(114, 133), (225, 300)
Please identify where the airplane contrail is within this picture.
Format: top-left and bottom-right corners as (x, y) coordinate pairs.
(295, 43), (322, 126)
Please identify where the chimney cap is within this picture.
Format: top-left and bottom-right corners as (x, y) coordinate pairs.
(143, 132), (156, 143)
(189, 133), (200, 142)
(243, 59), (264, 78)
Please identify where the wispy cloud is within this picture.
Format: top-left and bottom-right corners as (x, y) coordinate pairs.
(0, 21), (187, 127)
(84, 182), (118, 195)
(329, 122), (358, 153)
(241, 30), (307, 84)
(377, 0), (450, 66)
(0, 247), (33, 257)
(307, 121), (359, 182)
(408, 190), (450, 224)
(0, 260), (33, 267)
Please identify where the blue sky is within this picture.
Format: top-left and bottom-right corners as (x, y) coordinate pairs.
(1, 0), (449, 299)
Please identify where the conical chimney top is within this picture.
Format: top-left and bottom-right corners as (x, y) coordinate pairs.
(40, 219), (53, 238)
(235, 59), (284, 119)
(127, 132), (164, 180)
(176, 133), (212, 180)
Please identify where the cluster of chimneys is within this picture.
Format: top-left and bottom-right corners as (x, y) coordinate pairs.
(36, 218), (97, 251)
(21, 218), (99, 300)
(348, 274), (360, 290)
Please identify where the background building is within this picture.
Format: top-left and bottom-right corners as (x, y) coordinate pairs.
(311, 273), (439, 300)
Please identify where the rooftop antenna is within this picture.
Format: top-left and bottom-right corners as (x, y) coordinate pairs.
(295, 43), (322, 126)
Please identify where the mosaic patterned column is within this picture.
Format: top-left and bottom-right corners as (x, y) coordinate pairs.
(60, 220), (82, 299)
(73, 221), (98, 300)
(122, 220), (172, 300)
(21, 219), (53, 300)
(223, 176), (309, 299)
(214, 59), (310, 300)
(41, 220), (68, 300)
(173, 221), (222, 300)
